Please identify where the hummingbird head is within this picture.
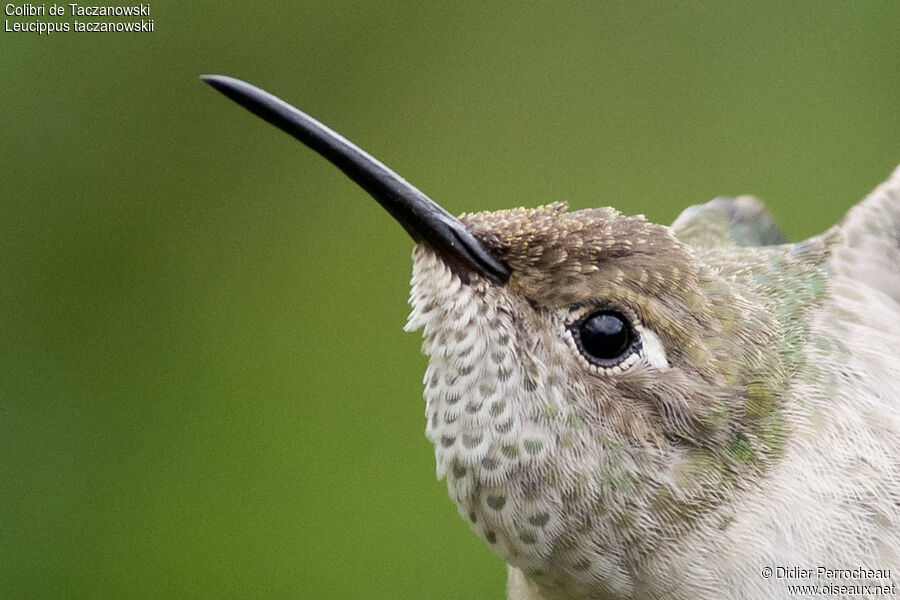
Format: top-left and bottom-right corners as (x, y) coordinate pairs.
(406, 201), (796, 596)
(203, 75), (806, 598)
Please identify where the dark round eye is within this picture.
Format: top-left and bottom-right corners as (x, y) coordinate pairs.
(573, 310), (635, 366)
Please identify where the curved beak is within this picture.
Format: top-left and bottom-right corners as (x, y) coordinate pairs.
(201, 74), (510, 286)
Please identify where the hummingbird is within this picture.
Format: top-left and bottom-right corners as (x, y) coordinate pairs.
(202, 75), (900, 600)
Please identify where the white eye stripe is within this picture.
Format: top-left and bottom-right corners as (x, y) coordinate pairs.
(640, 328), (669, 370)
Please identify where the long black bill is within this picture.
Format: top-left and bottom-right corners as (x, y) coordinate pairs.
(201, 74), (510, 286)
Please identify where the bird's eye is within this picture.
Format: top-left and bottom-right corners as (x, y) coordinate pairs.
(570, 310), (639, 369)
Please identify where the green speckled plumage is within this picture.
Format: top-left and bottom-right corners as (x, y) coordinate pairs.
(408, 167), (900, 600)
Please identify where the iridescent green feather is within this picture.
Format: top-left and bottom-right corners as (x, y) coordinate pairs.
(671, 195), (786, 248)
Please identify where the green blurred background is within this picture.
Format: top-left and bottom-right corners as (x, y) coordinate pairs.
(1, 2), (898, 598)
